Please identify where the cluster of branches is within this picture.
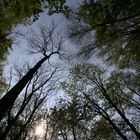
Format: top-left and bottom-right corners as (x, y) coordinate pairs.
(0, 23), (64, 139)
(0, 0), (140, 139)
(40, 64), (140, 140)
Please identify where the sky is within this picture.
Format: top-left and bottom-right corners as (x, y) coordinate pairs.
(1, 1), (116, 136)
(5, 0), (82, 69)
(3, 0), (84, 106)
(4, 0), (111, 87)
(4, 0), (108, 88)
(3, 0), (111, 107)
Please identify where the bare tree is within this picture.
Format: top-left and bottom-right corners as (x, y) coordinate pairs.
(0, 62), (58, 139)
(0, 23), (64, 121)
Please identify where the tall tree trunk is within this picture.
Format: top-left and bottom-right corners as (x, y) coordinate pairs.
(99, 84), (140, 139)
(72, 127), (76, 140)
(0, 55), (49, 121)
(84, 93), (128, 140)
(0, 89), (34, 139)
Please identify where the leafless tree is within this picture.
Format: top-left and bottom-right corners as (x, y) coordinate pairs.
(0, 22), (64, 121)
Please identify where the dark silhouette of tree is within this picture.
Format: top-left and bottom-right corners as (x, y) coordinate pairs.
(71, 64), (140, 139)
(54, 63), (140, 139)
(68, 0), (140, 71)
(0, 63), (57, 139)
(0, 24), (64, 121)
(0, 0), (69, 96)
(66, 1), (140, 138)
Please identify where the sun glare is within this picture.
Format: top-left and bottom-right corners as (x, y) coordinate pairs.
(35, 125), (45, 136)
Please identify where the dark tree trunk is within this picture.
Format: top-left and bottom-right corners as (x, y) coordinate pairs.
(0, 89), (34, 139)
(72, 127), (76, 140)
(0, 56), (49, 121)
(99, 84), (140, 139)
(84, 93), (128, 140)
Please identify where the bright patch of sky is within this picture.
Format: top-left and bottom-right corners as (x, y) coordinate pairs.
(5, 0), (82, 71)
(4, 0), (113, 107)
(3, 0), (84, 106)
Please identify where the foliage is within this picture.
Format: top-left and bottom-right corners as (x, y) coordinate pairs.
(0, 0), (69, 35)
(67, 5), (140, 139)
(69, 0), (140, 70)
(0, 0), (69, 95)
(50, 63), (140, 139)
(1, 0), (140, 139)
(91, 117), (117, 140)
(48, 94), (93, 140)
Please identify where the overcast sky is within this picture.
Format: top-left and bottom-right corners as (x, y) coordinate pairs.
(5, 0), (83, 68)
(3, 0), (84, 105)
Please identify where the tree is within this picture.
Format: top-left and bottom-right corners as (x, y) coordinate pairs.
(68, 0), (140, 71)
(0, 0), (69, 96)
(0, 0), (69, 44)
(0, 61), (58, 139)
(47, 93), (92, 140)
(54, 63), (140, 139)
(67, 2), (140, 137)
(91, 117), (117, 140)
(0, 23), (64, 121)
(71, 64), (140, 139)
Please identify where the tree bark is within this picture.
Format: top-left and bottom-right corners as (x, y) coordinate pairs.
(0, 55), (49, 121)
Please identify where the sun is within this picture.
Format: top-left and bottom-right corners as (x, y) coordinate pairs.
(35, 125), (45, 136)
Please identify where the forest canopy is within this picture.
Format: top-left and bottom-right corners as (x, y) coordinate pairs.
(0, 0), (140, 139)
